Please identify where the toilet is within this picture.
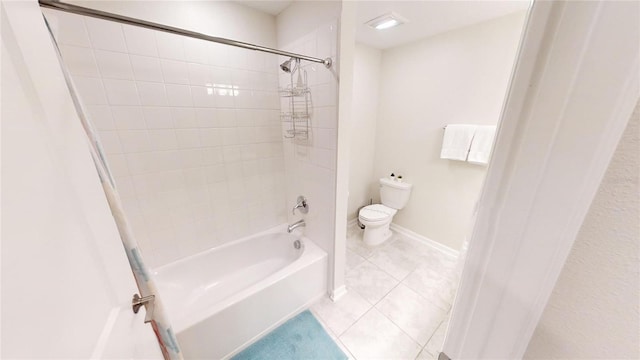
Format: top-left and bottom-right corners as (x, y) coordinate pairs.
(359, 177), (412, 246)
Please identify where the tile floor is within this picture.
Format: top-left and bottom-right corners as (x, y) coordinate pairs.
(311, 225), (460, 360)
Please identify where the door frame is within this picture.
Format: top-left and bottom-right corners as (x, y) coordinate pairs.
(443, 0), (639, 358)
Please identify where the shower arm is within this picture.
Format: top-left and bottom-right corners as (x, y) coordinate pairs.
(38, 0), (333, 69)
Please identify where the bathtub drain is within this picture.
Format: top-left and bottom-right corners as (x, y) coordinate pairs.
(293, 240), (301, 249)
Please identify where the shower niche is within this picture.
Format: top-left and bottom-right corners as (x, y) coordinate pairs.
(279, 58), (312, 140)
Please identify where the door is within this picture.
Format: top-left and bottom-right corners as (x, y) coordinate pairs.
(1, 0), (162, 358)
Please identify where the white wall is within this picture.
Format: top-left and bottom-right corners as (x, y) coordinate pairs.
(276, 1), (341, 289)
(347, 44), (382, 219)
(524, 101), (640, 359)
(44, 4), (286, 268)
(276, 1), (341, 48)
(369, 11), (526, 250)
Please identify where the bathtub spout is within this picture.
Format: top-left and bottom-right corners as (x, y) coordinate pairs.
(287, 219), (306, 233)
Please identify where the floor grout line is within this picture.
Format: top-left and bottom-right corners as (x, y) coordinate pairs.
(340, 227), (457, 360)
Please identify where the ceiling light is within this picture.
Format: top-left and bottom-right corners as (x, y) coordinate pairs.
(365, 12), (408, 30)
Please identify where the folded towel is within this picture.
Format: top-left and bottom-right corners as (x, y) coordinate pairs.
(440, 124), (476, 161)
(467, 125), (497, 165)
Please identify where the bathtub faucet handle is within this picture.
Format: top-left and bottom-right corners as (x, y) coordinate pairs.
(292, 195), (309, 214)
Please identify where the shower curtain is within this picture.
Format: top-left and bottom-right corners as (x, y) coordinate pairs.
(44, 17), (182, 360)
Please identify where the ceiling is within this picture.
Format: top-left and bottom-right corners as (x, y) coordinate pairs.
(234, 0), (293, 15)
(356, 1), (530, 49)
(235, 1), (530, 50)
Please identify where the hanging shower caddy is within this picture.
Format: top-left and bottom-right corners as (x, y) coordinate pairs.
(279, 59), (311, 140)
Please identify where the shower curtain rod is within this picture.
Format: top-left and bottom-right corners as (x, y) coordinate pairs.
(39, 0), (333, 68)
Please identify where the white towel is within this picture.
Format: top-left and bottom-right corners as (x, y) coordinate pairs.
(440, 124), (476, 161)
(467, 125), (496, 165)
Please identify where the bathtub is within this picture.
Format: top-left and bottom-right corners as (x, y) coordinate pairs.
(153, 226), (328, 359)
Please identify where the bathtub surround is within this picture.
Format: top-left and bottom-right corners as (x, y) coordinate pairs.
(276, 1), (341, 292)
(231, 310), (347, 360)
(45, 8), (287, 267)
(348, 11), (526, 251)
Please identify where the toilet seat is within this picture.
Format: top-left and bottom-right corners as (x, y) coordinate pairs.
(359, 204), (397, 223)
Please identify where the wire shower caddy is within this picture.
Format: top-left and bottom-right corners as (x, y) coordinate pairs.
(280, 59), (312, 140)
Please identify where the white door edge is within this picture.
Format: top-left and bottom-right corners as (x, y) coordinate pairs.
(443, 1), (639, 358)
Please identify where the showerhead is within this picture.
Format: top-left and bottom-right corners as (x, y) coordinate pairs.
(280, 57), (296, 73)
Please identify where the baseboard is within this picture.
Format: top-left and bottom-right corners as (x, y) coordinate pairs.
(347, 218), (358, 229)
(330, 285), (347, 302)
(390, 223), (459, 258)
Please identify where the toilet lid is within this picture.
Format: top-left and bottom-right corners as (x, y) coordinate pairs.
(359, 204), (396, 222)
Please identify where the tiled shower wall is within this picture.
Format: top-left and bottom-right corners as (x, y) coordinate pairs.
(45, 10), (287, 268)
(278, 20), (339, 258)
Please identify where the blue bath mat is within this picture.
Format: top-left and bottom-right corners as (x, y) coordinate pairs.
(231, 310), (347, 360)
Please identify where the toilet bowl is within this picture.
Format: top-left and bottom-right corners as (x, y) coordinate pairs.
(359, 204), (397, 246)
(358, 177), (412, 246)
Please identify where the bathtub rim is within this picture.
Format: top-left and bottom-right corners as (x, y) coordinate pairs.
(152, 226), (327, 333)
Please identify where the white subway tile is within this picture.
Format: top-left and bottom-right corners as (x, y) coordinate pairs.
(143, 107), (173, 129)
(166, 84), (193, 107)
(85, 17), (127, 52)
(214, 88), (236, 108)
(221, 128), (239, 146)
(86, 105), (115, 130)
(224, 163), (244, 180)
(103, 79), (140, 105)
(313, 106), (337, 129)
(235, 110), (253, 127)
(210, 66), (233, 85)
(106, 153), (130, 177)
(188, 63), (213, 86)
(223, 145), (242, 163)
(136, 82), (167, 106)
(183, 37), (208, 64)
(94, 50), (134, 80)
(191, 86), (216, 108)
(202, 147), (224, 165)
(207, 43), (229, 67)
(216, 109), (236, 127)
(119, 130), (151, 153)
(98, 131), (122, 154)
(59, 45), (99, 77)
(114, 176), (136, 198)
(156, 32), (185, 61)
(205, 164), (226, 183)
(172, 108), (198, 128)
(313, 83), (337, 107)
(311, 147), (336, 169)
(240, 144), (259, 161)
(199, 128), (223, 147)
(130, 55), (164, 82)
(176, 129), (201, 149)
(112, 106), (146, 130)
(123, 25), (158, 57)
(160, 59), (189, 85)
(148, 129), (178, 151)
(183, 168), (207, 187)
(177, 149), (203, 169)
(73, 76), (108, 105)
(195, 108), (219, 128)
(43, 10), (91, 47)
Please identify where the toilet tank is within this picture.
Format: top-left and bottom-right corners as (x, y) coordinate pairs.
(379, 178), (412, 210)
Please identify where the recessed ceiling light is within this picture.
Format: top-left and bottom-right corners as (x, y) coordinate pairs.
(365, 12), (408, 30)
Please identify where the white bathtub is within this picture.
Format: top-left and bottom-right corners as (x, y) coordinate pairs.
(153, 226), (328, 359)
